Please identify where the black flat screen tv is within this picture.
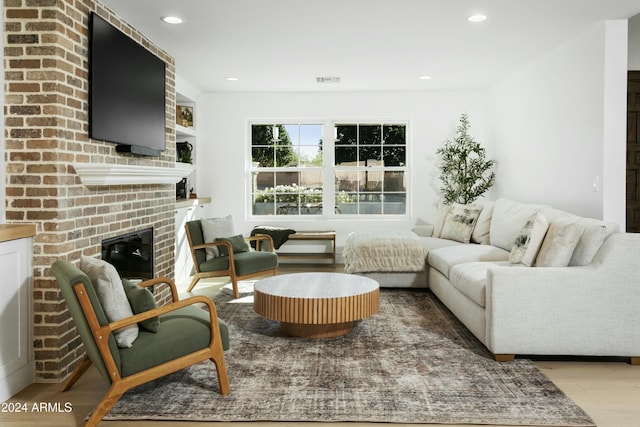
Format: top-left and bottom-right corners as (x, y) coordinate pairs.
(89, 13), (166, 157)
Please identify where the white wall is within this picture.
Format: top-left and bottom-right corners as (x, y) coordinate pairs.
(197, 90), (486, 249)
(629, 14), (640, 70)
(486, 21), (628, 226)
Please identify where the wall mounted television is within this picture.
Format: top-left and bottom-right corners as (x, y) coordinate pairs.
(89, 13), (166, 157)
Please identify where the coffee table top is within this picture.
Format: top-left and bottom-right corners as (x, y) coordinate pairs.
(254, 272), (378, 299)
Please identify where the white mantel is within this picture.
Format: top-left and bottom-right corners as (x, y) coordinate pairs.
(74, 163), (193, 186)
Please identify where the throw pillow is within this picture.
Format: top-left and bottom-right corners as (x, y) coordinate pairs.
(490, 199), (549, 251)
(79, 256), (139, 348)
(216, 234), (251, 257)
(509, 212), (549, 266)
(536, 221), (584, 267)
(471, 201), (494, 245)
(432, 204), (451, 238)
(569, 224), (607, 266)
(201, 215), (235, 260)
(440, 205), (483, 244)
(122, 279), (159, 333)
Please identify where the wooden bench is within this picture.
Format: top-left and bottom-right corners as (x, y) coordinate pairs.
(277, 231), (336, 266)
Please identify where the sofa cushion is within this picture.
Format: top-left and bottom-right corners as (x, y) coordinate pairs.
(118, 305), (230, 377)
(419, 236), (464, 254)
(535, 220), (583, 267)
(508, 211), (549, 266)
(490, 199), (548, 252)
(199, 251), (278, 276)
(428, 245), (510, 278)
(471, 201), (494, 245)
(449, 261), (511, 307)
(440, 205), (483, 243)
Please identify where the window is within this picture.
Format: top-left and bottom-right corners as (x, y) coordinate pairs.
(334, 124), (407, 215)
(251, 123), (324, 216)
(249, 120), (408, 218)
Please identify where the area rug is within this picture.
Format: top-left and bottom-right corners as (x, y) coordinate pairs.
(103, 284), (595, 425)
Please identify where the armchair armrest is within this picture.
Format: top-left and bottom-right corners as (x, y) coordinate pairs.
(137, 276), (179, 303)
(106, 294), (220, 333)
(247, 234), (275, 252)
(192, 240), (232, 251)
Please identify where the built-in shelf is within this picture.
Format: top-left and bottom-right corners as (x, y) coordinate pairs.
(75, 164), (192, 185)
(176, 124), (196, 137)
(175, 197), (212, 209)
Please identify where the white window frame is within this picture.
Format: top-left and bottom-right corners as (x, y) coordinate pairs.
(247, 118), (410, 221)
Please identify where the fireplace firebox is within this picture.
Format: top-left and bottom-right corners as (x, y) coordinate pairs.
(101, 228), (154, 279)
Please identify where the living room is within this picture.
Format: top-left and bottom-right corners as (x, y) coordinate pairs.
(1, 1), (640, 426)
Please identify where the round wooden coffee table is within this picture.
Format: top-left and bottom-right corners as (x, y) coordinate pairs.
(253, 272), (380, 338)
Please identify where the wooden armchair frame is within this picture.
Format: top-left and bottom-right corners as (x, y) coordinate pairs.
(60, 275), (229, 427)
(185, 226), (278, 298)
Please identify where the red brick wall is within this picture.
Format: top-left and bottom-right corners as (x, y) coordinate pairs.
(4, 0), (178, 382)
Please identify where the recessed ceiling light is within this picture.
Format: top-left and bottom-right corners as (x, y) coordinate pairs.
(226, 77), (239, 81)
(468, 14), (487, 23)
(419, 75), (432, 80)
(161, 16), (183, 25)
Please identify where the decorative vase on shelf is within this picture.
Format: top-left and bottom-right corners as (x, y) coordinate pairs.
(176, 141), (193, 164)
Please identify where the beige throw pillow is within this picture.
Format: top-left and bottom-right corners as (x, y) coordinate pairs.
(509, 212), (549, 266)
(201, 215), (235, 260)
(432, 204), (451, 238)
(471, 202), (494, 245)
(80, 256), (139, 348)
(440, 205), (483, 244)
(568, 224), (607, 266)
(536, 221), (584, 267)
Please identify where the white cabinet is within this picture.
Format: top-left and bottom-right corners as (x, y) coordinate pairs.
(0, 225), (36, 401)
(175, 200), (210, 285)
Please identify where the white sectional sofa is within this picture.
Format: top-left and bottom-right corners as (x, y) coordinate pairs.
(344, 198), (640, 363)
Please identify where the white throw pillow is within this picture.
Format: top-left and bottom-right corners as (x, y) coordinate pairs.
(509, 212), (549, 266)
(201, 215), (235, 260)
(471, 201), (494, 245)
(536, 221), (584, 267)
(79, 256), (138, 348)
(440, 205), (483, 244)
(490, 199), (548, 252)
(432, 204), (451, 238)
(568, 224), (607, 266)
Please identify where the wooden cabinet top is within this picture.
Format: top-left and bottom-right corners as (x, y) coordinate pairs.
(0, 224), (36, 243)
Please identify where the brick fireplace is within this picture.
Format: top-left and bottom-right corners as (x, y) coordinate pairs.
(4, 0), (179, 382)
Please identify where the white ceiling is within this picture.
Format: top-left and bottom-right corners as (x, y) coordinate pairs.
(100, 0), (640, 93)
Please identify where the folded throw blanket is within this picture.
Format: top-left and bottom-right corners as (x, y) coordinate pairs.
(251, 226), (296, 249)
(343, 231), (426, 273)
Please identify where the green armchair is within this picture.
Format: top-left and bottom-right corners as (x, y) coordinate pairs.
(185, 220), (278, 298)
(52, 260), (230, 427)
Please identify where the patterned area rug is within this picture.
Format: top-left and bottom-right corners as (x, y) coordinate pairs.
(103, 284), (595, 425)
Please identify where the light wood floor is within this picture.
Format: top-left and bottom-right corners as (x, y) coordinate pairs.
(2, 264), (640, 427)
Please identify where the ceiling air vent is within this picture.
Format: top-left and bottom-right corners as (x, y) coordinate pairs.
(316, 76), (340, 84)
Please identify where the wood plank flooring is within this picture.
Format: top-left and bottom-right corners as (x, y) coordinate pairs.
(2, 263), (639, 427)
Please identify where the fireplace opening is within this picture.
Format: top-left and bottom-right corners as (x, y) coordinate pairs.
(101, 228), (154, 280)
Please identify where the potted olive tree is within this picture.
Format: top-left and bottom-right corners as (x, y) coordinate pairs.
(436, 114), (495, 204)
